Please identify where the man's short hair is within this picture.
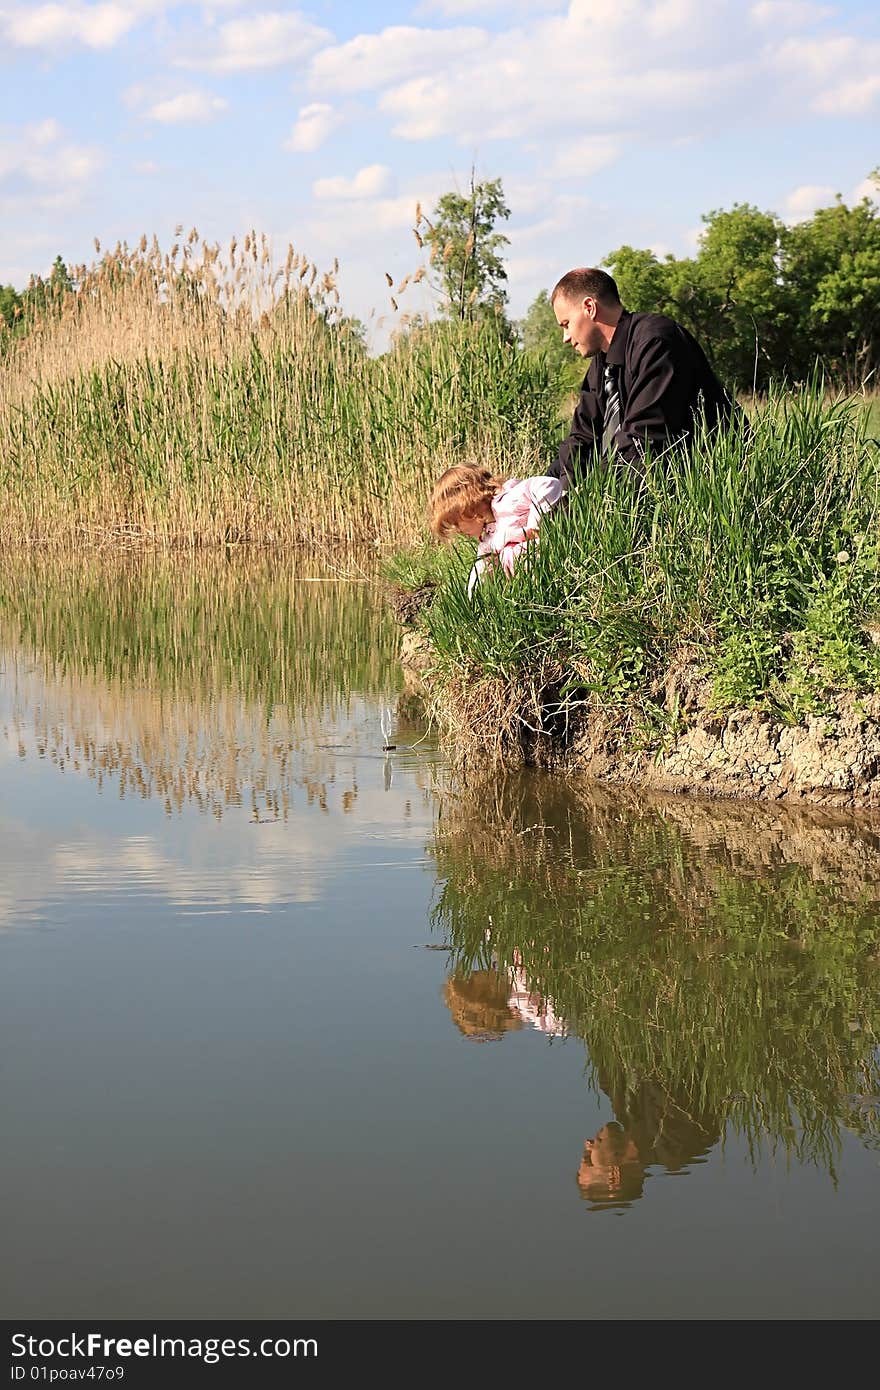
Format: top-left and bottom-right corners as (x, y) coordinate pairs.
(551, 268), (621, 307)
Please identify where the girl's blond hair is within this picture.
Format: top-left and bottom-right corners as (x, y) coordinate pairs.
(429, 463), (506, 540)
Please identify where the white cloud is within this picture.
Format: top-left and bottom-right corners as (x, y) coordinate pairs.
(772, 34), (880, 115)
(178, 9), (332, 72)
(296, 170), (451, 254)
(297, 1), (879, 152)
(0, 2), (137, 49)
(147, 90), (229, 123)
(284, 101), (342, 153)
(27, 116), (63, 146)
(546, 135), (621, 181)
(783, 183), (835, 221)
(417, 0), (561, 13)
(0, 119), (102, 193)
(505, 253), (557, 283)
(852, 175), (880, 206)
(813, 74), (880, 115)
(372, 3), (751, 144)
(133, 159), (160, 174)
(749, 0), (832, 29)
(313, 164), (394, 200)
(309, 23), (487, 93)
(782, 175), (880, 222)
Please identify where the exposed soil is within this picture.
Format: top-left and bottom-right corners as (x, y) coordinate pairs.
(567, 691), (880, 810)
(398, 620), (880, 810)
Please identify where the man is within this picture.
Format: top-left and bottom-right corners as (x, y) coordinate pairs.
(548, 267), (736, 483)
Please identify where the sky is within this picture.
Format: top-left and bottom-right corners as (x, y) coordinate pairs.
(1, 0), (878, 344)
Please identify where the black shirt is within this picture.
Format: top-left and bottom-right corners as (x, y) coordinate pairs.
(550, 309), (736, 481)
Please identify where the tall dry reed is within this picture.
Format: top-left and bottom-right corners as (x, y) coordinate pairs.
(0, 232), (558, 549)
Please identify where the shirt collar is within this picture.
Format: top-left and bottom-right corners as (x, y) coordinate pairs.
(604, 308), (632, 367)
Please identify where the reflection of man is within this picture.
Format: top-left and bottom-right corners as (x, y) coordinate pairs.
(442, 967), (720, 1210)
(576, 1077), (720, 1211)
(548, 268), (736, 484)
(577, 1123), (645, 1207)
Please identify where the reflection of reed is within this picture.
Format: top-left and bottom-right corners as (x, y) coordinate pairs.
(0, 552), (424, 818)
(432, 773), (880, 1182)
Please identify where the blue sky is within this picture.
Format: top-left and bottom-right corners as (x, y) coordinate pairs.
(1, 0), (878, 343)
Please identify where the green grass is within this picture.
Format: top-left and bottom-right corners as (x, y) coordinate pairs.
(412, 386), (880, 747)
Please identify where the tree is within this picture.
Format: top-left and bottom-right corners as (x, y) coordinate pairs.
(0, 284), (23, 330)
(784, 177), (880, 385)
(601, 179), (880, 391)
(602, 245), (673, 317)
(419, 172), (511, 322)
(519, 289), (583, 392)
(691, 204), (792, 389)
(24, 254), (75, 317)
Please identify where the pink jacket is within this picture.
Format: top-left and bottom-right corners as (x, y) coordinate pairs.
(468, 475), (564, 596)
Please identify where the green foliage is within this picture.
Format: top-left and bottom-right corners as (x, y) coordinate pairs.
(693, 204), (792, 388)
(599, 244), (673, 316)
(519, 289), (584, 397)
(1, 254), (75, 346)
(784, 183), (880, 384)
(420, 172), (511, 322)
(381, 537), (469, 591)
(604, 176), (880, 390)
(0, 283), (23, 329)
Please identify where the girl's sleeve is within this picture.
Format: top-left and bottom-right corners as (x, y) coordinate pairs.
(523, 476), (564, 532)
(467, 556), (487, 599)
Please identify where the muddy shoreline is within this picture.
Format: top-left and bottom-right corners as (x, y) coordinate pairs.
(398, 626), (880, 812)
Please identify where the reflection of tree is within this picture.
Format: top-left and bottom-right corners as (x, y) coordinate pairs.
(431, 772), (880, 1198)
(0, 551), (433, 818)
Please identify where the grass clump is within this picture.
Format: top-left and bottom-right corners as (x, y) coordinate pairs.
(416, 386), (880, 756)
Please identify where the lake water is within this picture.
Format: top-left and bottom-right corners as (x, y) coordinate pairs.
(1, 552), (878, 1320)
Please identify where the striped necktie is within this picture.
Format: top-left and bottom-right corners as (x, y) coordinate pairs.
(602, 362), (622, 457)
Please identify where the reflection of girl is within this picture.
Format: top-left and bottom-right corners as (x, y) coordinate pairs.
(442, 959), (566, 1042)
(507, 949), (566, 1038)
(429, 464), (564, 598)
(442, 971), (523, 1043)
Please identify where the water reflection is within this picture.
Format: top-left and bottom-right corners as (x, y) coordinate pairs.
(0, 549), (413, 820)
(0, 550), (435, 924)
(432, 774), (880, 1208)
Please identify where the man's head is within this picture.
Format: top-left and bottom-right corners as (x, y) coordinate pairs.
(551, 268), (622, 357)
(576, 1121), (645, 1206)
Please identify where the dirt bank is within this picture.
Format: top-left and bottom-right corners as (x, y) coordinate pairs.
(398, 625), (880, 810)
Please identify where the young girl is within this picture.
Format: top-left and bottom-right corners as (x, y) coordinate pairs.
(429, 464), (564, 597)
